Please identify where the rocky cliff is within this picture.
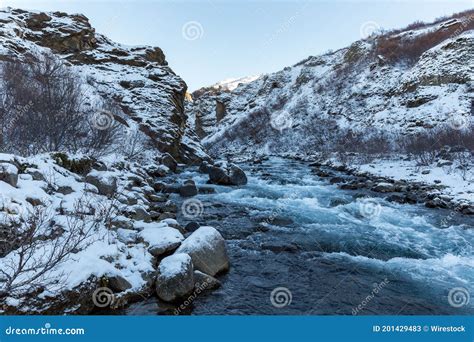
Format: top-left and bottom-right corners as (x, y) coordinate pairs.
(0, 8), (207, 163)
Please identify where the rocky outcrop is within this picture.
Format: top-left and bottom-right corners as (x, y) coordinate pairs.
(0, 8), (207, 163)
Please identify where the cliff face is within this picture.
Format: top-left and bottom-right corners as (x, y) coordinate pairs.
(0, 8), (207, 162)
(189, 11), (473, 155)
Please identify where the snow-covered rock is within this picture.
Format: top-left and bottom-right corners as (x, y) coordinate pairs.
(155, 253), (194, 302)
(175, 226), (229, 276)
(140, 226), (184, 257)
(85, 171), (118, 196)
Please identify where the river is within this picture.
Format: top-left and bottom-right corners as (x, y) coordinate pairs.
(126, 157), (474, 315)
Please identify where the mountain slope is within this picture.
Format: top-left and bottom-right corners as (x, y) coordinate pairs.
(189, 11), (473, 155)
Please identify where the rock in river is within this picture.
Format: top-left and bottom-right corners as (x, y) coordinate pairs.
(155, 253), (194, 302)
(208, 163), (247, 186)
(175, 226), (229, 276)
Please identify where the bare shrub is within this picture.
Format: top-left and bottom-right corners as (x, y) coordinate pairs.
(0, 207), (95, 297)
(0, 53), (122, 155)
(375, 11), (474, 66)
(0, 191), (119, 299)
(397, 124), (474, 165)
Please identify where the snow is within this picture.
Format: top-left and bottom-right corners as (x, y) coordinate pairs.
(195, 18), (473, 151)
(158, 253), (191, 277)
(140, 226), (184, 249)
(0, 152), (184, 310)
(211, 75), (261, 92)
(358, 157), (474, 204)
(177, 226), (220, 252)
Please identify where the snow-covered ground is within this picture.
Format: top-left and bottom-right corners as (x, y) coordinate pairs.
(358, 157), (474, 205)
(0, 152), (185, 313)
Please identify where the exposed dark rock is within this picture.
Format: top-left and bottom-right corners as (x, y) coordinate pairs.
(184, 221), (200, 232)
(107, 275), (132, 293)
(161, 153), (178, 172)
(180, 180), (198, 197)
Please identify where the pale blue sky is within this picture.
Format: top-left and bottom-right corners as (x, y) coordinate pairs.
(2, 0), (473, 90)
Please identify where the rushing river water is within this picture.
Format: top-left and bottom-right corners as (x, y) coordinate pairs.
(126, 158), (474, 315)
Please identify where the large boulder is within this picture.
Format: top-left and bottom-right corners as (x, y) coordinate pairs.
(155, 253), (194, 302)
(0, 163), (18, 187)
(208, 163), (247, 186)
(209, 166), (230, 184)
(175, 226), (229, 276)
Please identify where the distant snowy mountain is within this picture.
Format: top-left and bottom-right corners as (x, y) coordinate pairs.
(205, 75), (261, 93)
(189, 10), (474, 154)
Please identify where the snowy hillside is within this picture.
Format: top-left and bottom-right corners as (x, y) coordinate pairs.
(189, 11), (473, 151)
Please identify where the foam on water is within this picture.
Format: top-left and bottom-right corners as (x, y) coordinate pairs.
(154, 157), (474, 314)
